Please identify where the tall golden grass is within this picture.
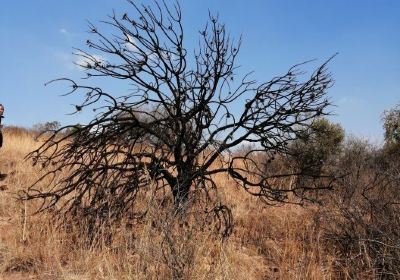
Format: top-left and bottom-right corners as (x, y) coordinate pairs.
(0, 127), (385, 279)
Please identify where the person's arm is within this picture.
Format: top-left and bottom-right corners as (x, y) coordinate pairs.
(0, 106), (3, 127)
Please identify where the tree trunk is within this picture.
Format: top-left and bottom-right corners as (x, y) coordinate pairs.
(171, 182), (190, 208)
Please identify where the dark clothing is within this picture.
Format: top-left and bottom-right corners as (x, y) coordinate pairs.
(0, 116), (3, 147)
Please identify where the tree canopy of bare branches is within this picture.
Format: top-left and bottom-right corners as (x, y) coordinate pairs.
(23, 1), (336, 228)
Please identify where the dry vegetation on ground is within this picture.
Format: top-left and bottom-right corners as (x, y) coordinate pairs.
(0, 128), (399, 279)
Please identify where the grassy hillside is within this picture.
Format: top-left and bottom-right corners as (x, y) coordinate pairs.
(0, 128), (398, 279)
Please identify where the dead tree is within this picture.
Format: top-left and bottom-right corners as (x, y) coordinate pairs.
(23, 1), (335, 228)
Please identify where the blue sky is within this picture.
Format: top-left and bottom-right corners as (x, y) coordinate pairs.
(1, 0), (399, 142)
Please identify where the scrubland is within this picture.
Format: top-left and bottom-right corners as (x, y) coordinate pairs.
(0, 127), (399, 279)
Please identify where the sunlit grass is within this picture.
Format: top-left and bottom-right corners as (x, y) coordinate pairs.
(0, 128), (357, 279)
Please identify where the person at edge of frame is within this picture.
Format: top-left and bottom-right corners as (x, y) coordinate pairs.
(0, 103), (6, 181)
(0, 103), (4, 148)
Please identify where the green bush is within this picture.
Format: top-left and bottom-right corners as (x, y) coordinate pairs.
(290, 117), (344, 176)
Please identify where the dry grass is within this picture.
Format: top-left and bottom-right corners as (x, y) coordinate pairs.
(0, 128), (372, 279)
